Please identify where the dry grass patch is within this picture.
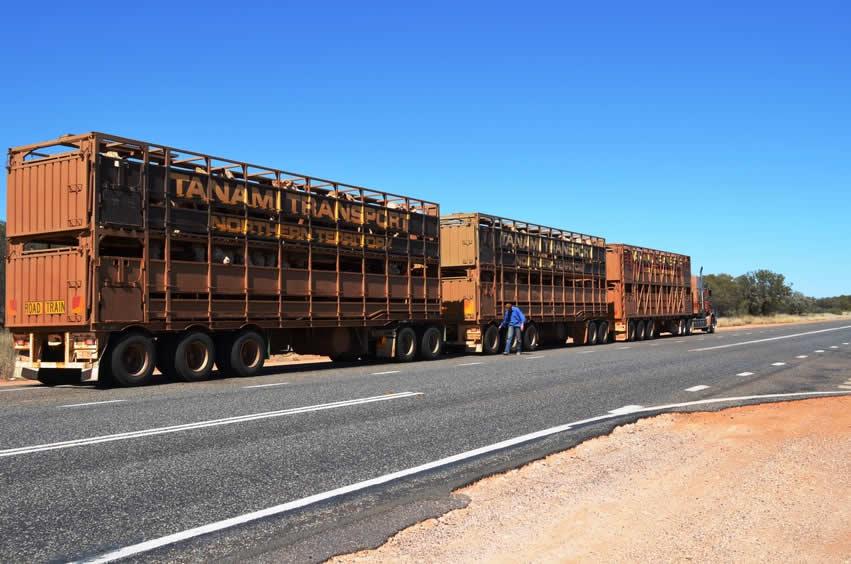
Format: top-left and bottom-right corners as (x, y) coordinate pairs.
(719, 312), (851, 328)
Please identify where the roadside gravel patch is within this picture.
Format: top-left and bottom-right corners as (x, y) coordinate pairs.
(331, 397), (851, 563)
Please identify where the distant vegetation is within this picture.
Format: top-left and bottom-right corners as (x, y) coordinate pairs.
(705, 270), (850, 317)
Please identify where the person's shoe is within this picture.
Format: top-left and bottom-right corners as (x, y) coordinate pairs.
(516, 351), (521, 355)
(502, 352), (509, 355)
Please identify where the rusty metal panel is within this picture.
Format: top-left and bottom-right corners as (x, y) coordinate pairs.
(441, 212), (608, 326)
(7, 142), (91, 237)
(7, 131), (443, 330)
(439, 215), (478, 267)
(5, 246), (88, 328)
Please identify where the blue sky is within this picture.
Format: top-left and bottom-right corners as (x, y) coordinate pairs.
(2, 1), (849, 296)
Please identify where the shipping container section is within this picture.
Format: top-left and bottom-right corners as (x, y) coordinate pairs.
(440, 213), (609, 353)
(606, 244), (693, 341)
(6, 132), (441, 386)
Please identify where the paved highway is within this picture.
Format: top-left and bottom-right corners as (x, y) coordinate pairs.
(1, 321), (850, 563)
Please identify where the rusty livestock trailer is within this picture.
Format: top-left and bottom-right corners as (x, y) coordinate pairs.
(605, 244), (693, 341)
(6, 132), (441, 386)
(440, 213), (609, 353)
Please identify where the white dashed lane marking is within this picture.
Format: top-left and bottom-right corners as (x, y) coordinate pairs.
(830, 346), (839, 349)
(685, 385), (709, 392)
(525, 355), (544, 359)
(815, 350), (825, 353)
(771, 362), (786, 367)
(736, 372), (755, 377)
(370, 370), (401, 375)
(796, 355), (808, 359)
(456, 362), (482, 367)
(242, 382), (289, 389)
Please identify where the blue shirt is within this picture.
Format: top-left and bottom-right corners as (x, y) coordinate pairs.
(501, 306), (526, 328)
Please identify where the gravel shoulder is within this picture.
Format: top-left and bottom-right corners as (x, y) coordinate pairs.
(332, 397), (851, 564)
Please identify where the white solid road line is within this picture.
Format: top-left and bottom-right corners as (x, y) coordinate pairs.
(0, 386), (48, 393)
(608, 405), (643, 415)
(59, 400), (127, 409)
(0, 392), (422, 458)
(689, 325), (851, 352)
(77, 389), (851, 564)
(242, 382), (289, 389)
(736, 371), (755, 377)
(371, 370), (401, 375)
(771, 362), (786, 367)
(685, 385), (709, 392)
(456, 362), (483, 367)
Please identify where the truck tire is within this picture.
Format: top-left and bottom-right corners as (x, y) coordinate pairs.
(646, 320), (656, 339)
(482, 325), (500, 354)
(522, 324), (539, 351)
(627, 320), (636, 342)
(587, 321), (598, 346)
(709, 318), (717, 333)
(395, 327), (417, 362)
(596, 321), (609, 344)
(419, 326), (443, 360)
(173, 332), (216, 381)
(636, 320), (646, 341)
(109, 333), (156, 387)
(685, 320), (692, 336)
(218, 331), (266, 377)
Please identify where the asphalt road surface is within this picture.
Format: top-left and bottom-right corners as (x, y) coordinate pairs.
(1, 320), (850, 563)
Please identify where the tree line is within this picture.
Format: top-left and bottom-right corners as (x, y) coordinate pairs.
(704, 270), (850, 317)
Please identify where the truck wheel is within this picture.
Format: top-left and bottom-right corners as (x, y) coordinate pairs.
(419, 326), (443, 360)
(174, 332), (215, 381)
(685, 321), (692, 336)
(646, 320), (656, 339)
(596, 321), (609, 344)
(522, 324), (539, 351)
(109, 333), (156, 387)
(395, 327), (417, 362)
(709, 318), (717, 333)
(636, 321), (646, 341)
(218, 331), (266, 377)
(482, 325), (500, 354)
(627, 321), (636, 342)
(587, 321), (598, 346)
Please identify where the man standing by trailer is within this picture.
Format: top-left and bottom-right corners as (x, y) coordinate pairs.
(500, 302), (526, 355)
